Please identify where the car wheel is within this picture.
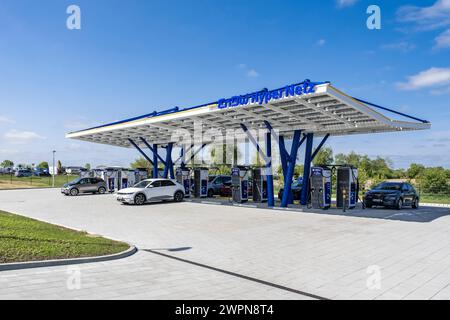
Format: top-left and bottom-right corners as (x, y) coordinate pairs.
(207, 189), (214, 198)
(396, 198), (403, 210)
(174, 191), (184, 202)
(134, 193), (146, 205)
(412, 198), (419, 209)
(70, 188), (79, 196)
(98, 187), (106, 194)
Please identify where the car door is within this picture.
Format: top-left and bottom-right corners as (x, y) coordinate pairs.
(88, 178), (100, 192)
(211, 176), (222, 193)
(407, 184), (416, 204)
(145, 180), (163, 201)
(402, 184), (413, 204)
(160, 180), (177, 199)
(78, 178), (90, 193)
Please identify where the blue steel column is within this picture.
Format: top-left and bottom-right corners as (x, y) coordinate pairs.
(128, 139), (154, 166)
(265, 130), (274, 207)
(280, 130), (302, 208)
(162, 144), (174, 179)
(300, 133), (314, 206)
(278, 136), (287, 178)
(140, 137), (166, 164)
(153, 144), (158, 178)
(311, 134), (330, 163)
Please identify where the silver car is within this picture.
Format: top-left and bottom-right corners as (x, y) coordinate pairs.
(61, 177), (107, 196)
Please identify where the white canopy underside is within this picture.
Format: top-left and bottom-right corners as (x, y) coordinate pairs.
(66, 84), (430, 148)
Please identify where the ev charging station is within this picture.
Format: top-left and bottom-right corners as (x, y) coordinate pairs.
(176, 167), (191, 198)
(193, 168), (208, 198)
(101, 168), (119, 193)
(336, 167), (359, 210)
(232, 166), (249, 203)
(67, 79), (431, 211)
(79, 170), (92, 178)
(252, 167), (267, 203)
(309, 166), (332, 210)
(90, 167), (148, 192)
(135, 168), (148, 184)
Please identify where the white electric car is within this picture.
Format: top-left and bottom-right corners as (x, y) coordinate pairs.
(116, 178), (185, 205)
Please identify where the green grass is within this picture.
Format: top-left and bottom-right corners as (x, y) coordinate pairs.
(420, 194), (450, 204)
(0, 210), (129, 264)
(0, 174), (79, 189)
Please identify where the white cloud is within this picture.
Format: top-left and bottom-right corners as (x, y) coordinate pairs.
(0, 116), (15, 124)
(246, 69), (259, 78)
(435, 28), (450, 48)
(4, 129), (46, 144)
(381, 41), (416, 52)
(397, 67), (450, 91)
(397, 0), (450, 30)
(238, 64), (260, 78)
(316, 39), (326, 46)
(336, 0), (358, 8)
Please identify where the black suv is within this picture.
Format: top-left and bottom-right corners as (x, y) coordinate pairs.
(363, 182), (419, 210)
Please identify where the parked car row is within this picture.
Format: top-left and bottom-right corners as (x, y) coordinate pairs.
(62, 177), (185, 205)
(61, 175), (420, 210)
(10, 168), (51, 177)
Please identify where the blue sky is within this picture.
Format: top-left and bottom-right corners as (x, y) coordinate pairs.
(0, 0), (449, 169)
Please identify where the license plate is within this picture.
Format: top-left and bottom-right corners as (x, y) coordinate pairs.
(373, 199), (382, 202)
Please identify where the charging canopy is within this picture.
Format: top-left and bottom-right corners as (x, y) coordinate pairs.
(66, 82), (430, 148)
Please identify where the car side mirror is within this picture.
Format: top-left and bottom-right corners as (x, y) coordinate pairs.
(147, 185), (154, 188)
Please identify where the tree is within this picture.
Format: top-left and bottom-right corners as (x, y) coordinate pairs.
(418, 167), (449, 194)
(130, 157), (152, 174)
(313, 147), (333, 166)
(85, 163), (91, 170)
(1, 160), (14, 168)
(57, 160), (63, 175)
(210, 143), (241, 166)
(406, 163), (425, 179)
(37, 162), (49, 170)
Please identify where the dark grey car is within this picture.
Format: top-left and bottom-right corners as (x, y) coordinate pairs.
(363, 182), (419, 210)
(61, 177), (107, 196)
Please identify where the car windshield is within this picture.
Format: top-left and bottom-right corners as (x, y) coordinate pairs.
(68, 178), (82, 185)
(134, 180), (150, 188)
(373, 182), (402, 191)
(208, 176), (216, 182)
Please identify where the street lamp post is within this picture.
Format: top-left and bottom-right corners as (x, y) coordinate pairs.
(52, 150), (56, 187)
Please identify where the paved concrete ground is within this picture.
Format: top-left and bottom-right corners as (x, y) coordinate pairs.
(1, 189), (450, 300)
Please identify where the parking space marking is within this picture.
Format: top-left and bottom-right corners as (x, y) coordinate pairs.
(144, 249), (328, 300)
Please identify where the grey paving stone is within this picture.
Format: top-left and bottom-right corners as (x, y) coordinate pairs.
(0, 189), (449, 300)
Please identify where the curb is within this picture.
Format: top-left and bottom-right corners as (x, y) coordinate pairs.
(421, 203), (450, 208)
(0, 245), (138, 272)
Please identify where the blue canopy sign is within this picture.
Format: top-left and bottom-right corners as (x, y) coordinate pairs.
(217, 79), (329, 110)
